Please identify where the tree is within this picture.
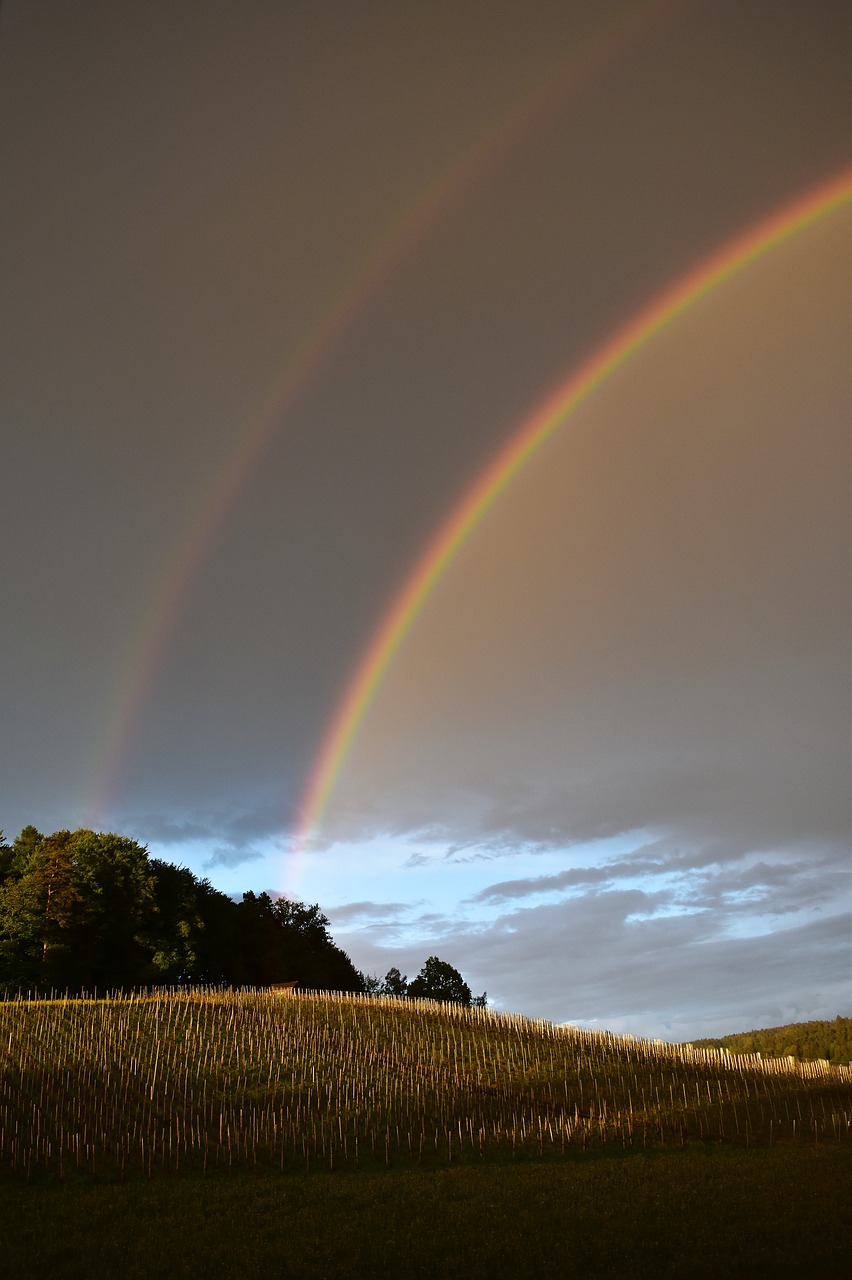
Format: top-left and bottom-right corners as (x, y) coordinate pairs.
(408, 956), (472, 1006)
(0, 828), (155, 991)
(145, 860), (209, 984)
(381, 967), (409, 997)
(232, 892), (363, 991)
(271, 896), (363, 991)
(70, 829), (157, 987)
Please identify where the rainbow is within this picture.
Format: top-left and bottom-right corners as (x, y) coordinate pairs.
(84, 0), (672, 827)
(293, 167), (852, 854)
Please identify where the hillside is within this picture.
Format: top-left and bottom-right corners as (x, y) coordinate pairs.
(1, 989), (849, 1181)
(690, 1016), (851, 1066)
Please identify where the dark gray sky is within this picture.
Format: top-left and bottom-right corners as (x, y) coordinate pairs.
(1, 0), (849, 1038)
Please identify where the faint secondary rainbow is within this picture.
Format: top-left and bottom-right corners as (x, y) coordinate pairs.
(84, 0), (673, 827)
(293, 167), (852, 855)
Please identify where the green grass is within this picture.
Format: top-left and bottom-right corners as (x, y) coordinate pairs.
(1, 1146), (849, 1279)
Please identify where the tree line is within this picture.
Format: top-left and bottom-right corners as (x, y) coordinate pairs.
(362, 959), (486, 1007)
(692, 1017), (851, 1066)
(0, 827), (482, 1005)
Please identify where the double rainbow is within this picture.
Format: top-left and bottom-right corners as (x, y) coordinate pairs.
(85, 0), (672, 827)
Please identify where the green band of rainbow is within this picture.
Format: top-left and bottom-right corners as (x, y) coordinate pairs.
(294, 167), (852, 853)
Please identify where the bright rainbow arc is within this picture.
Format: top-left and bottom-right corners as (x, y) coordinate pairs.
(293, 168), (852, 855)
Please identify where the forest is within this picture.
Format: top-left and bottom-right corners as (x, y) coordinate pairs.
(691, 1017), (851, 1066)
(0, 826), (476, 1002)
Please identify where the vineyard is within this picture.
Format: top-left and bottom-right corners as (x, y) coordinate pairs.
(1, 989), (850, 1181)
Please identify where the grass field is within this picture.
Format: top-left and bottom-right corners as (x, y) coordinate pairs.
(1, 990), (849, 1277)
(1, 1147), (849, 1279)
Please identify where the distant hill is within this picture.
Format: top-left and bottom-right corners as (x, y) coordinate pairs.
(690, 1016), (851, 1066)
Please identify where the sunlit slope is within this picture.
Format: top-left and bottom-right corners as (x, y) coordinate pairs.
(2, 990), (849, 1179)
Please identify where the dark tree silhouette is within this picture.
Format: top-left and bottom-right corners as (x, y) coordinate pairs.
(381, 967), (409, 996)
(408, 956), (472, 1005)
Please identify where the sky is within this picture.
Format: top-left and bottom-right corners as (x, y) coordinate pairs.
(1, 0), (849, 1041)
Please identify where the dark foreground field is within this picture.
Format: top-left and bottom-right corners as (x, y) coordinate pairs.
(1, 1146), (849, 1274)
(1, 1145), (850, 1280)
